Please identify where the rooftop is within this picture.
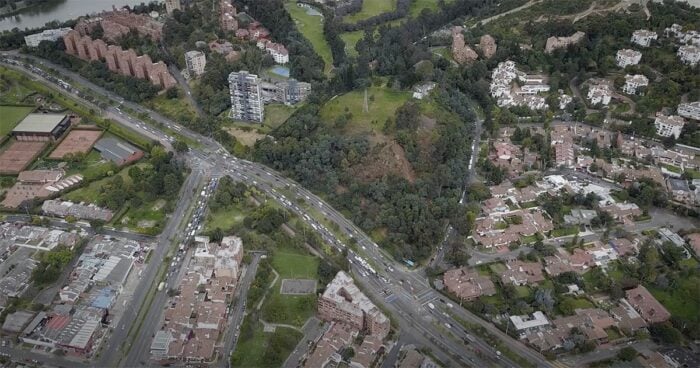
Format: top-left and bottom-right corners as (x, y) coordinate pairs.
(13, 114), (67, 133)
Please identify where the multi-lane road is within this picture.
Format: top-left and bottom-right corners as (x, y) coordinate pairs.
(0, 53), (555, 367)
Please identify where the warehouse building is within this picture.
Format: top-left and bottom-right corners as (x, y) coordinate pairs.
(93, 137), (144, 166)
(12, 114), (71, 141)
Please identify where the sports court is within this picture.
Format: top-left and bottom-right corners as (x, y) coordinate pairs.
(280, 279), (317, 295)
(0, 140), (46, 174)
(49, 129), (103, 159)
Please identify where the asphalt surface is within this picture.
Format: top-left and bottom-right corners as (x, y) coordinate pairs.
(219, 252), (263, 368)
(0, 54), (554, 368)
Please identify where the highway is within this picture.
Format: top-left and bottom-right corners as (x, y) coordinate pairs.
(0, 54), (553, 367)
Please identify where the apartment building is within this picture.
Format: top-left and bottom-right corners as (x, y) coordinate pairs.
(318, 271), (390, 339)
(631, 29), (657, 47)
(228, 71), (264, 122)
(622, 74), (649, 95)
(678, 45), (700, 66)
(678, 101), (700, 121)
(184, 50), (206, 77)
(616, 49), (642, 68)
(654, 114), (687, 139)
(164, 0), (182, 15)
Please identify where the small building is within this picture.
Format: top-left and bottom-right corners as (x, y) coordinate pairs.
(412, 82), (436, 100)
(564, 209), (597, 226)
(164, 0), (182, 15)
(1, 311), (35, 333)
(184, 50), (206, 77)
(654, 114), (687, 139)
(24, 28), (72, 47)
(616, 49), (642, 68)
(93, 137), (144, 166)
(631, 30), (657, 47)
(587, 84), (612, 106)
(12, 113), (70, 141)
(622, 74), (649, 95)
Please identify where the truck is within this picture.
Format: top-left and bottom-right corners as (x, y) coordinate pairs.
(157, 282), (165, 291)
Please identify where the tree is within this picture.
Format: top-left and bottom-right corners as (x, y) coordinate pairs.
(166, 87), (179, 99)
(617, 347), (637, 361)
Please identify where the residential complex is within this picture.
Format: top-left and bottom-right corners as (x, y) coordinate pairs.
(545, 31), (585, 53)
(184, 50), (207, 77)
(677, 44), (700, 66)
(305, 271), (389, 367)
(164, 0), (182, 15)
(490, 60), (549, 110)
(228, 71), (264, 122)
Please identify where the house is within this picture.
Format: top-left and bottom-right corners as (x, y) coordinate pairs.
(654, 114), (687, 139)
(666, 178), (693, 204)
(500, 260), (545, 286)
(563, 209), (597, 226)
(625, 285), (671, 324)
(510, 311), (550, 335)
(481, 197), (509, 214)
(622, 74), (648, 95)
(631, 29), (657, 47)
(545, 31), (585, 53)
(686, 233), (700, 256)
(443, 267), (496, 301)
(609, 238), (638, 257)
(678, 45), (700, 66)
(616, 49), (642, 68)
(610, 299), (647, 334)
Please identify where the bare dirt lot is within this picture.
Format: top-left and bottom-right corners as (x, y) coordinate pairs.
(280, 279), (317, 295)
(49, 129), (102, 159)
(0, 140), (46, 174)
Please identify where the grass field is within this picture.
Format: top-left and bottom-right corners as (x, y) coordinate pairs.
(648, 278), (700, 323)
(344, 0), (396, 23)
(409, 0), (442, 17)
(206, 205), (245, 232)
(265, 103), (297, 129)
(120, 199), (168, 234)
(64, 163), (146, 203)
(261, 247), (319, 327)
(0, 74), (35, 104)
(145, 93), (196, 124)
(0, 105), (33, 136)
(340, 31), (364, 57)
(285, 2), (333, 73)
(320, 85), (410, 134)
(230, 317), (302, 368)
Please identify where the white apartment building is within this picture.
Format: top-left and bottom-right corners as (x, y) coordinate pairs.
(257, 40), (289, 64)
(654, 114), (687, 139)
(616, 49), (642, 68)
(678, 101), (700, 121)
(164, 0), (182, 15)
(24, 28), (72, 47)
(622, 74), (649, 95)
(631, 30), (657, 47)
(678, 45), (700, 66)
(228, 71), (264, 123)
(184, 50), (206, 77)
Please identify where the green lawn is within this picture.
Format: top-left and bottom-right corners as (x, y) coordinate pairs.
(647, 278), (700, 323)
(64, 163), (146, 203)
(320, 85), (410, 134)
(685, 169), (700, 179)
(340, 31), (364, 57)
(550, 226), (579, 238)
(0, 73), (35, 104)
(515, 285), (531, 298)
(206, 206), (245, 232)
(264, 103), (297, 129)
(120, 199), (169, 234)
(231, 317), (302, 368)
(285, 2), (332, 73)
(262, 247), (319, 327)
(344, 0), (396, 23)
(144, 93), (196, 124)
(271, 248), (319, 279)
(409, 0), (442, 17)
(63, 150), (116, 181)
(662, 164), (682, 174)
(0, 105), (33, 136)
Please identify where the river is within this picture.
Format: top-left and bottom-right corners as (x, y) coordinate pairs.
(0, 0), (151, 32)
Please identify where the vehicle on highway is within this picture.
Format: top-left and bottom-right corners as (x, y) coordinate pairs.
(157, 282), (165, 291)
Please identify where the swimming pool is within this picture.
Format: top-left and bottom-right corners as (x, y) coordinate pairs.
(270, 65), (290, 78)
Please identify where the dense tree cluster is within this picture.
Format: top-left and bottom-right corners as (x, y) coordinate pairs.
(31, 245), (73, 286)
(337, 0), (412, 32)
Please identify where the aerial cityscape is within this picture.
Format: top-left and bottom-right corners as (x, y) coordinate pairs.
(0, 0), (699, 368)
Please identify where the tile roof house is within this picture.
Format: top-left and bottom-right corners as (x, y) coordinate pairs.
(500, 260), (545, 286)
(625, 285), (671, 324)
(443, 268), (496, 301)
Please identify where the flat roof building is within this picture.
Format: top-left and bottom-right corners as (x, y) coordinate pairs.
(94, 137), (144, 166)
(12, 113), (70, 141)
